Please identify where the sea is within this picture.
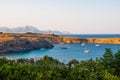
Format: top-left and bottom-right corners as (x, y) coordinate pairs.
(1, 34), (120, 63)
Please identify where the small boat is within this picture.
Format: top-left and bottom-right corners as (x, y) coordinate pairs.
(60, 46), (68, 49)
(81, 43), (86, 46)
(40, 48), (46, 50)
(84, 49), (90, 53)
(95, 44), (100, 47)
(84, 47), (90, 53)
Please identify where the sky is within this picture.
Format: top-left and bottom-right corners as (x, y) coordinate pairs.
(0, 0), (120, 34)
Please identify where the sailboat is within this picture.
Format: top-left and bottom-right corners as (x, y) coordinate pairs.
(84, 47), (90, 53)
(84, 49), (90, 53)
(81, 42), (86, 46)
(60, 43), (68, 49)
(95, 44), (100, 47)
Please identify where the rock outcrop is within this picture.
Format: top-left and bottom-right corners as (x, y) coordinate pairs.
(86, 38), (120, 44)
(0, 33), (120, 47)
(0, 33), (83, 44)
(0, 38), (53, 53)
(50, 37), (82, 44)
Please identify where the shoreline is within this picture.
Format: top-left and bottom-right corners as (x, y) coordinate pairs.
(0, 33), (120, 45)
(86, 38), (120, 44)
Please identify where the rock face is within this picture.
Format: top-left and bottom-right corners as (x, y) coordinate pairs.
(0, 38), (53, 53)
(87, 38), (120, 44)
(0, 33), (120, 49)
(52, 37), (82, 44)
(0, 33), (82, 44)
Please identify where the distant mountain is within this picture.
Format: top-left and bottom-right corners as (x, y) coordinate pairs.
(0, 26), (70, 34)
(0, 26), (40, 33)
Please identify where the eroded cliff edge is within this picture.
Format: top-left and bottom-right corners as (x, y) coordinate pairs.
(0, 38), (53, 53)
(0, 33), (120, 53)
(86, 38), (120, 44)
(0, 33), (85, 44)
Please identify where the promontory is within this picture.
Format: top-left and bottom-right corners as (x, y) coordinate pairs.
(0, 33), (120, 53)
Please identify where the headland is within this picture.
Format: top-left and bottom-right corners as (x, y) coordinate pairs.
(0, 33), (120, 53)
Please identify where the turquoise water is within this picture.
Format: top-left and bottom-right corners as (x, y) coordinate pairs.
(1, 43), (120, 63)
(59, 34), (120, 38)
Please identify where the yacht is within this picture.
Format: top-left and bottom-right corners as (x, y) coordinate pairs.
(81, 43), (86, 46)
(84, 49), (90, 53)
(95, 44), (100, 47)
(40, 48), (46, 50)
(60, 43), (68, 49)
(84, 47), (90, 53)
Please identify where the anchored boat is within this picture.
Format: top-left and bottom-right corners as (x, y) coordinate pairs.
(84, 49), (90, 53)
(95, 44), (100, 47)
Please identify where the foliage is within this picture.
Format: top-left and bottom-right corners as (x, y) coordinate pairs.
(114, 50), (120, 76)
(100, 48), (115, 74)
(0, 49), (120, 80)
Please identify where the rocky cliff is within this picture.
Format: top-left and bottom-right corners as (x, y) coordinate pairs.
(0, 33), (83, 44)
(87, 38), (120, 44)
(49, 37), (81, 44)
(0, 38), (53, 53)
(0, 33), (120, 47)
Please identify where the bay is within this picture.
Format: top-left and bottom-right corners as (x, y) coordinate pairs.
(59, 34), (120, 38)
(1, 43), (120, 63)
(1, 34), (120, 63)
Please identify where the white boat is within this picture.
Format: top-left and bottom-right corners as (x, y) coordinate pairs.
(84, 47), (90, 53)
(60, 43), (68, 49)
(95, 44), (100, 47)
(40, 48), (46, 50)
(84, 49), (90, 53)
(81, 43), (86, 46)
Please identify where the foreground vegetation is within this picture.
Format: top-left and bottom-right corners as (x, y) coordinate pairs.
(0, 48), (120, 80)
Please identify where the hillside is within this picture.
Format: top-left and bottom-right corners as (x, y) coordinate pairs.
(0, 38), (53, 53)
(0, 26), (70, 34)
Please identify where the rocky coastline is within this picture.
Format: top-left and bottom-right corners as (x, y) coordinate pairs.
(0, 38), (53, 53)
(86, 38), (120, 44)
(0, 33), (120, 53)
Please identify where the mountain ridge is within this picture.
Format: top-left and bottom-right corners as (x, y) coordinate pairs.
(0, 26), (70, 34)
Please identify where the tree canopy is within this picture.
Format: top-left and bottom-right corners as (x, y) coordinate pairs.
(0, 48), (120, 80)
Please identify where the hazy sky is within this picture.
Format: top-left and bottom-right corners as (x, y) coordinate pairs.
(0, 0), (120, 34)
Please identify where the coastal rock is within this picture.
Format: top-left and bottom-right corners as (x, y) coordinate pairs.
(86, 38), (120, 44)
(50, 37), (82, 44)
(0, 33), (120, 45)
(0, 38), (53, 53)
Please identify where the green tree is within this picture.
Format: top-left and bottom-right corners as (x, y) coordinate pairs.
(0, 54), (120, 80)
(100, 48), (115, 74)
(68, 59), (79, 67)
(114, 50), (120, 76)
(103, 70), (119, 80)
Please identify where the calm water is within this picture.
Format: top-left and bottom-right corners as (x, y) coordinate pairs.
(59, 34), (120, 38)
(1, 34), (120, 63)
